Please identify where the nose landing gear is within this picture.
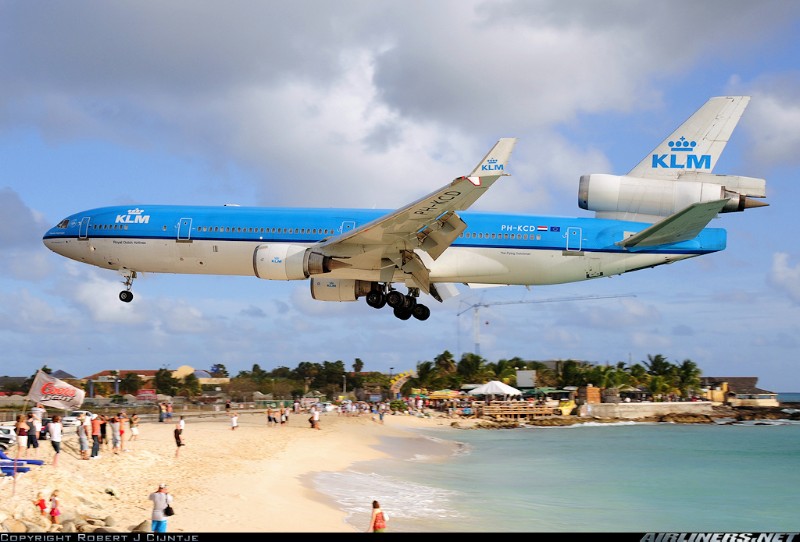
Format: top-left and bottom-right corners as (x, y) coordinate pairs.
(118, 270), (137, 303)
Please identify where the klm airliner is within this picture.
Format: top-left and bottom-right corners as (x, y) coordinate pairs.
(43, 96), (767, 321)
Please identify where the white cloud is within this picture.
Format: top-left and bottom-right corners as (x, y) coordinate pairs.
(770, 252), (800, 302)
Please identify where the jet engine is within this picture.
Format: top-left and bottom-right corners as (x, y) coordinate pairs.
(309, 278), (375, 302)
(578, 173), (767, 221)
(253, 244), (335, 280)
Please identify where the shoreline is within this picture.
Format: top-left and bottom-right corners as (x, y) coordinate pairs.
(2, 406), (797, 533)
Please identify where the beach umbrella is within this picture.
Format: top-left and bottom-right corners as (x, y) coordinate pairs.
(468, 381), (522, 397)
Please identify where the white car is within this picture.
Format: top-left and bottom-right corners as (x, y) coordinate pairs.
(0, 425), (16, 450)
(61, 410), (93, 427)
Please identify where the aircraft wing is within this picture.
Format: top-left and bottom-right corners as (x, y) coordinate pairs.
(616, 199), (729, 249)
(313, 138), (517, 295)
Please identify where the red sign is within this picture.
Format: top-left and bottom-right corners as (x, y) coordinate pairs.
(137, 389), (157, 401)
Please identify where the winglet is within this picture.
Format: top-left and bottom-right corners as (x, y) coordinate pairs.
(469, 138), (516, 177)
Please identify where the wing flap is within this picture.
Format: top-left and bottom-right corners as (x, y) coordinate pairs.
(617, 199), (729, 249)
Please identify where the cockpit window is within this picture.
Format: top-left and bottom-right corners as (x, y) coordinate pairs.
(56, 219), (70, 228)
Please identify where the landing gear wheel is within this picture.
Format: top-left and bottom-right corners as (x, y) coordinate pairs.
(393, 306), (412, 320)
(412, 304), (430, 321)
(366, 290), (386, 309)
(386, 290), (405, 308)
(402, 295), (416, 309)
(119, 290), (134, 303)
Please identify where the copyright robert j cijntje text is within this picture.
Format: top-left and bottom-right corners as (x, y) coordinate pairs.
(0, 535), (201, 542)
(641, 534), (798, 542)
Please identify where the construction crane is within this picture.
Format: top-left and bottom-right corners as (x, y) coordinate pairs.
(456, 293), (636, 357)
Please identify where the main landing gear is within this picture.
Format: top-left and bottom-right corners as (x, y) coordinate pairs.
(365, 284), (431, 321)
(118, 270), (137, 303)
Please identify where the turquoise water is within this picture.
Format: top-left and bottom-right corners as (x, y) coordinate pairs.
(315, 415), (800, 532)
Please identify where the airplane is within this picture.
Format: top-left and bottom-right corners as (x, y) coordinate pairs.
(43, 96), (767, 321)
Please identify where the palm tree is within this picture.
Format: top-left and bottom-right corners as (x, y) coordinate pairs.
(434, 350), (457, 376)
(676, 359), (702, 398)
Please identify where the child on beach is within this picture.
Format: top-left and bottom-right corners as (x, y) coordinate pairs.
(230, 412), (238, 430)
(34, 492), (47, 516)
(49, 490), (61, 524)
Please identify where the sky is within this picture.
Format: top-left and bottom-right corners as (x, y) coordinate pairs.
(1, 1), (799, 392)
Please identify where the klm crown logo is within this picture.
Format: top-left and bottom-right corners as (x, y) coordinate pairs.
(652, 136), (711, 170)
(481, 157), (504, 171)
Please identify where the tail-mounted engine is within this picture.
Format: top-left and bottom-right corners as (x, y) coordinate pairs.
(578, 173), (767, 222)
(253, 244), (335, 280)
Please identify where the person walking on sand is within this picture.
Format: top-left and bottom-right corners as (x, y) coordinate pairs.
(46, 415), (63, 467)
(174, 419), (185, 457)
(49, 490), (61, 525)
(312, 406), (321, 430)
(367, 500), (388, 532)
(230, 411), (238, 430)
(148, 483), (173, 533)
(26, 412), (40, 458)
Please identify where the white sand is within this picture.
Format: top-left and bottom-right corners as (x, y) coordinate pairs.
(1, 409), (465, 532)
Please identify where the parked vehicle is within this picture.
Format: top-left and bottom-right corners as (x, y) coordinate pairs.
(0, 426), (16, 451)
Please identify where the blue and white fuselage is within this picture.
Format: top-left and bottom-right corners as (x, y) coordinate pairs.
(41, 97), (767, 321)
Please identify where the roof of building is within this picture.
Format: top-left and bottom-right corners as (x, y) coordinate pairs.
(701, 376), (776, 395)
(83, 369), (160, 380)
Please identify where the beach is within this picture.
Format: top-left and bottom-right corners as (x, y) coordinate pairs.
(0, 409), (459, 533)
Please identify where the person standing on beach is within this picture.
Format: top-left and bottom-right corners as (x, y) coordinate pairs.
(77, 412), (90, 460)
(174, 419), (185, 457)
(148, 483), (173, 533)
(90, 414), (102, 459)
(14, 414), (29, 458)
(46, 415), (63, 467)
(312, 407), (321, 430)
(109, 415), (122, 455)
(26, 413), (39, 457)
(129, 414), (140, 449)
(367, 500), (388, 532)
(230, 412), (238, 430)
(49, 490), (61, 525)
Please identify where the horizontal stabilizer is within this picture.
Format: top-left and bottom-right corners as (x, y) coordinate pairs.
(617, 199), (729, 249)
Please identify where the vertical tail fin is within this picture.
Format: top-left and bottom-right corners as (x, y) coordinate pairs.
(627, 96), (750, 179)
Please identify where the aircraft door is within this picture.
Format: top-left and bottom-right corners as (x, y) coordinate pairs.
(340, 220), (356, 234)
(566, 227), (582, 251)
(178, 218), (193, 241)
(78, 217), (91, 240)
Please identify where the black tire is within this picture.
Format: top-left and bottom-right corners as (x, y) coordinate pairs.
(119, 290), (133, 303)
(386, 290), (404, 308)
(366, 290), (385, 309)
(402, 295), (416, 309)
(393, 306), (412, 320)
(412, 304), (431, 321)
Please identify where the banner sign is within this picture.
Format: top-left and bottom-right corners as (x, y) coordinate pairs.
(27, 370), (85, 410)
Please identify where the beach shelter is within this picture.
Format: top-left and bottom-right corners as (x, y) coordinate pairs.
(468, 381), (522, 397)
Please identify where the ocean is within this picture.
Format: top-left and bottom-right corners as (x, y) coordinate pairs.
(314, 394), (800, 533)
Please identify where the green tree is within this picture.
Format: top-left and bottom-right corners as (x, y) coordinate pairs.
(154, 368), (180, 396)
(434, 351), (457, 376)
(210, 364), (229, 378)
(353, 358), (364, 373)
(676, 359), (702, 398)
(119, 373), (143, 394)
(180, 373), (202, 398)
